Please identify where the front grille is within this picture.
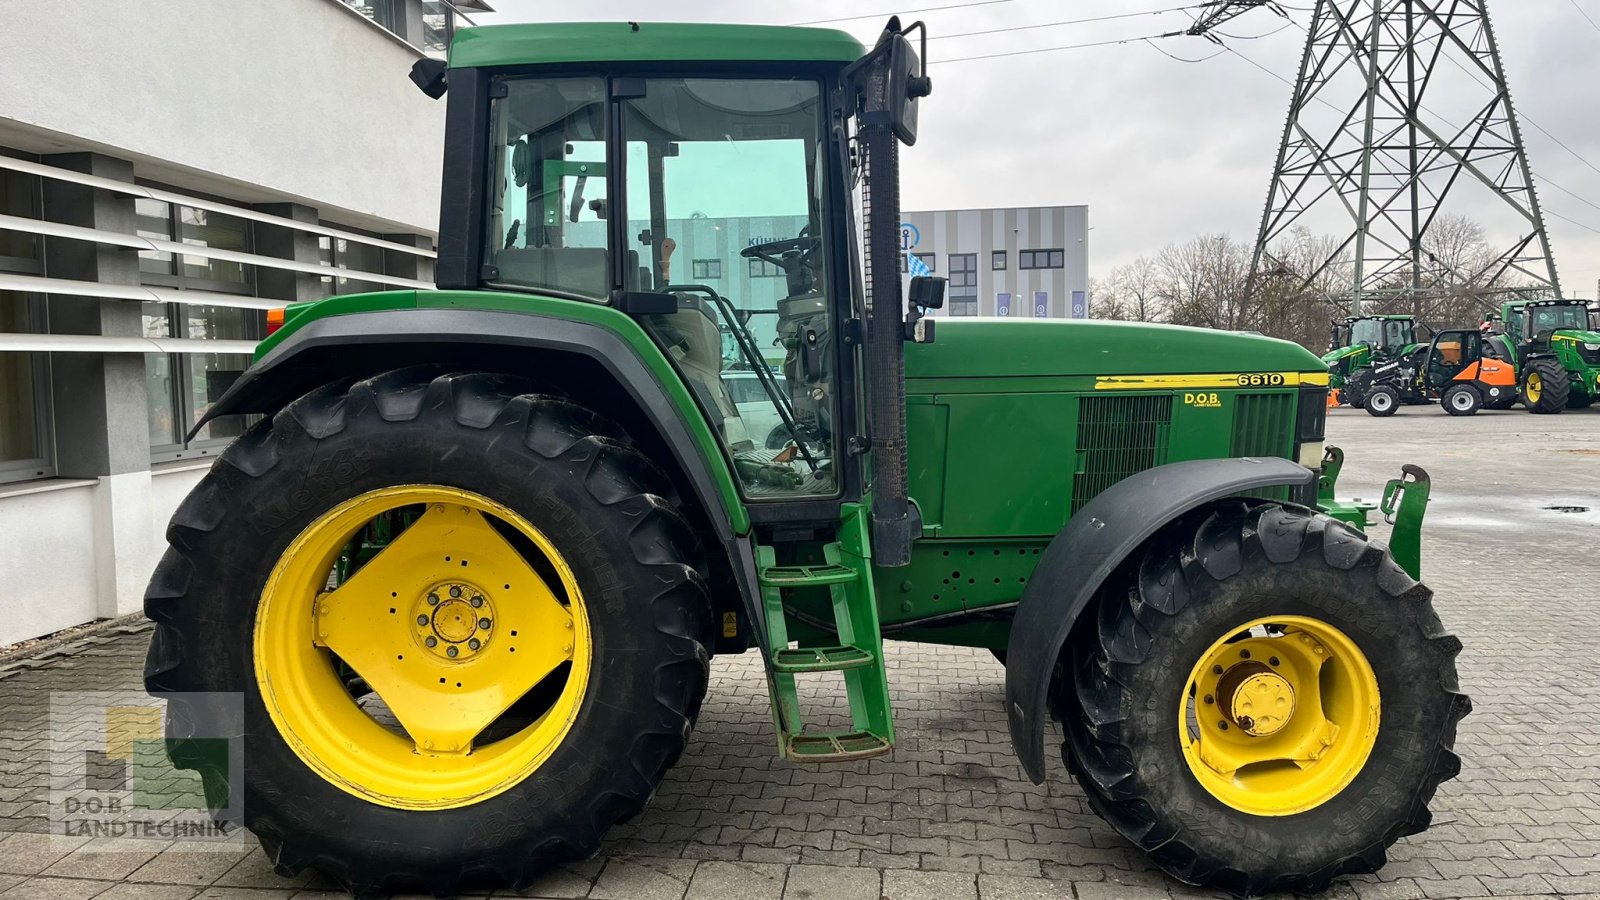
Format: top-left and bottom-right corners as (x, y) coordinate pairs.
(1231, 393), (1296, 459)
(1073, 395), (1172, 512)
(1576, 344), (1600, 366)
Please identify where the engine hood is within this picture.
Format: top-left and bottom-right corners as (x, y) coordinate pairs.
(904, 318), (1327, 380)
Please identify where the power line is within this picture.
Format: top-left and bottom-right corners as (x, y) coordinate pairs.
(927, 6), (1201, 42)
(1544, 208), (1600, 237)
(1144, 37), (1228, 63)
(932, 30), (1185, 64)
(792, 0), (1016, 26)
(1567, 0), (1600, 36)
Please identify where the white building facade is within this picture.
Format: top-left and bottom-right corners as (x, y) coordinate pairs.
(0, 0), (483, 645)
(901, 205), (1089, 318)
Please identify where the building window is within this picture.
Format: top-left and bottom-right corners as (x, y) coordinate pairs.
(948, 252), (978, 315)
(319, 232), (387, 295)
(1019, 249), (1065, 270)
(749, 258), (784, 278)
(137, 197), (261, 456)
(420, 1), (456, 56)
(143, 304), (261, 453)
(912, 252), (936, 273)
(991, 250), (1006, 271)
(692, 258), (722, 280)
(0, 161), (43, 274)
(0, 160), (51, 482)
(137, 199), (255, 290)
(0, 290), (52, 483)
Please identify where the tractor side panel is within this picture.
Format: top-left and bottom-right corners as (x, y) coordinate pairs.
(887, 382), (1303, 631)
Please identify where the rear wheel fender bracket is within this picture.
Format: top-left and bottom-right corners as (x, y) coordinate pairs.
(1003, 457), (1317, 783)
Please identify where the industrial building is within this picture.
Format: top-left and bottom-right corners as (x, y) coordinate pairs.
(0, 0), (486, 645)
(901, 205), (1089, 318)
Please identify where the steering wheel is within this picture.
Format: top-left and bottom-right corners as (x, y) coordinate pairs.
(739, 229), (821, 272)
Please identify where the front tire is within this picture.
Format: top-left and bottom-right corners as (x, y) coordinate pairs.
(1441, 383), (1481, 416)
(1521, 358), (1570, 414)
(1364, 384), (1399, 417)
(1061, 503), (1468, 895)
(144, 369), (713, 896)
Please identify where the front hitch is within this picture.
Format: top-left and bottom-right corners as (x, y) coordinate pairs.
(1380, 464), (1431, 580)
(1316, 447), (1431, 580)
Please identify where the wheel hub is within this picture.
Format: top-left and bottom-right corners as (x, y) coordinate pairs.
(415, 582), (494, 661)
(1219, 663), (1296, 736)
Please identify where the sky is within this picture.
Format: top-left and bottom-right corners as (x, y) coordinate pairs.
(473, 0), (1600, 301)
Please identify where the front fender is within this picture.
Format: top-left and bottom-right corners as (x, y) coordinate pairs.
(1003, 457), (1316, 783)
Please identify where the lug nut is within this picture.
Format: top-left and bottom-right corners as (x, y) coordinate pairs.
(468, 638), (481, 650)
(1238, 716), (1255, 731)
(1218, 721), (1230, 731)
(471, 596), (484, 608)
(449, 585), (462, 598)
(447, 645), (459, 658)
(1240, 649), (1252, 659)
(425, 636), (437, 648)
(417, 615), (430, 625)
(1203, 694), (1214, 705)
(427, 593), (439, 606)
(1212, 665), (1224, 675)
(478, 618), (492, 630)
(1269, 656), (1280, 667)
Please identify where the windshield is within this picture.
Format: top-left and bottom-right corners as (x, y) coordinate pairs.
(622, 77), (838, 499)
(1349, 318), (1410, 350)
(1527, 304), (1588, 333)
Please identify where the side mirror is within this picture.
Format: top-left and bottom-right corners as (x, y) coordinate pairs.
(909, 275), (945, 310)
(409, 58), (448, 99)
(853, 18), (932, 146)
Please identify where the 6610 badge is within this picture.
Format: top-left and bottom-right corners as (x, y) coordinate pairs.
(1236, 373), (1288, 387)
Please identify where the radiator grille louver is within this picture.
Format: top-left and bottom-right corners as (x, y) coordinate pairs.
(1072, 395), (1172, 512)
(1231, 393), (1297, 501)
(1231, 393), (1296, 459)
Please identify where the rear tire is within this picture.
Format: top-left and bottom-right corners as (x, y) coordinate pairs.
(1521, 358), (1570, 414)
(1441, 383), (1481, 416)
(1060, 503), (1468, 895)
(1364, 384), (1399, 417)
(144, 369), (714, 896)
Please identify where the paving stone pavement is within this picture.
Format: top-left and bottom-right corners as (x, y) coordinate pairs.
(0, 410), (1596, 899)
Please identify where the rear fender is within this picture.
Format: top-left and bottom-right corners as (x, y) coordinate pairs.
(1003, 457), (1317, 783)
(196, 304), (764, 649)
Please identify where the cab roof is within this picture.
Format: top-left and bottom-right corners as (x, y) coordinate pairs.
(449, 21), (867, 69)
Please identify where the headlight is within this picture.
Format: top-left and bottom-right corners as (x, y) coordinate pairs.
(1297, 440), (1326, 469)
(1585, 342), (1600, 351)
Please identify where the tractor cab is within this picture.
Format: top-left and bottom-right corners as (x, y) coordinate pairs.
(1338, 314), (1417, 355)
(1502, 298), (1592, 347)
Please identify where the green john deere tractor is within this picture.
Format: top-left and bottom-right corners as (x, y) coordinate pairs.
(1322, 314), (1422, 408)
(144, 19), (1468, 898)
(1490, 298), (1600, 413)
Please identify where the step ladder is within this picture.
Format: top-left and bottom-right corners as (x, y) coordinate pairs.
(755, 507), (894, 762)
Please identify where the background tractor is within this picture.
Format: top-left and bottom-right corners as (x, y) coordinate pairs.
(1361, 327), (1518, 417)
(1323, 314), (1422, 407)
(1492, 298), (1600, 413)
(143, 19), (1467, 898)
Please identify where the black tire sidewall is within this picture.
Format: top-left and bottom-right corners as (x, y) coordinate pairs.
(1366, 387), (1398, 416)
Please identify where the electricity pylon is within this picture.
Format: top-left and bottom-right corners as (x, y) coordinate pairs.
(1241, 0), (1561, 314)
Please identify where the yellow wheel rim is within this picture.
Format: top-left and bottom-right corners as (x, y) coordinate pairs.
(1527, 372), (1543, 403)
(254, 485), (591, 811)
(1178, 616), (1379, 816)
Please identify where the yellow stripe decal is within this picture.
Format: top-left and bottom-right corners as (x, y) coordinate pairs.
(1094, 371), (1330, 390)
